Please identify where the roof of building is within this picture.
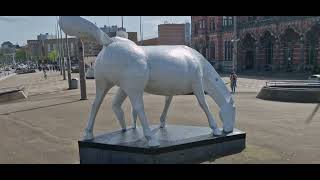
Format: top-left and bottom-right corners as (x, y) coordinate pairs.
(1, 41), (13, 47)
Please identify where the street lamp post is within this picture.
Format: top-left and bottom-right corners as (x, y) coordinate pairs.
(60, 27), (66, 80)
(66, 34), (72, 89)
(78, 40), (87, 100)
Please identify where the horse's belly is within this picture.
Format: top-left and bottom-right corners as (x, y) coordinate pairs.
(145, 79), (193, 95)
(144, 61), (194, 96)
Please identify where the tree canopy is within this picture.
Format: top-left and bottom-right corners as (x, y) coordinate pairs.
(48, 50), (58, 62)
(15, 49), (26, 62)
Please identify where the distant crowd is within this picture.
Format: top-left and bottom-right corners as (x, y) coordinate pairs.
(38, 64), (60, 72)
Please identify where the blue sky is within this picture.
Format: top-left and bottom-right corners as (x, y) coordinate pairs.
(0, 16), (191, 46)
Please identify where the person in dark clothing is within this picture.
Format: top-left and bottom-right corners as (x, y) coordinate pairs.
(230, 71), (238, 93)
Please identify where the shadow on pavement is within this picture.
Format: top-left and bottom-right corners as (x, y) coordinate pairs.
(0, 99), (81, 115)
(306, 104), (320, 124)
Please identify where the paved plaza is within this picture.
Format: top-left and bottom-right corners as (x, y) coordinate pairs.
(0, 71), (319, 163)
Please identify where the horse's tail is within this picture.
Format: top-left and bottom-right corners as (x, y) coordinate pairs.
(58, 16), (113, 46)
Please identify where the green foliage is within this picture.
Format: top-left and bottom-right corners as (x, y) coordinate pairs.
(15, 49), (26, 62)
(48, 50), (58, 62)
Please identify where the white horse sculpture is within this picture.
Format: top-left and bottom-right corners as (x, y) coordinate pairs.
(59, 16), (236, 147)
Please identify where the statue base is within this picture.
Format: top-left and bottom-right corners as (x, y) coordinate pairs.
(78, 125), (246, 164)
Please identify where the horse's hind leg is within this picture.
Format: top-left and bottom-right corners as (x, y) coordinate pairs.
(84, 80), (113, 140)
(112, 88), (128, 132)
(160, 96), (173, 128)
(126, 90), (160, 147)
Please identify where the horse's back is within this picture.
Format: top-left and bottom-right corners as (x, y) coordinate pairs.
(142, 45), (203, 95)
(95, 41), (149, 86)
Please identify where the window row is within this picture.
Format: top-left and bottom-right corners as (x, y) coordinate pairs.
(193, 19), (216, 34)
(222, 16), (233, 27)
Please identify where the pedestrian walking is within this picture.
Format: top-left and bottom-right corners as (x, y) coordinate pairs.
(230, 71), (238, 93)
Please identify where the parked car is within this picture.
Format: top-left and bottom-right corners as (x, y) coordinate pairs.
(86, 66), (95, 79)
(71, 65), (79, 73)
(308, 74), (320, 81)
(15, 68), (36, 74)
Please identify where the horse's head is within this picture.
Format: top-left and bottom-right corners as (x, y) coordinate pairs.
(219, 97), (236, 133)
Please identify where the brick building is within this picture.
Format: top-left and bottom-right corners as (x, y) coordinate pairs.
(192, 16), (320, 73)
(158, 23), (191, 45)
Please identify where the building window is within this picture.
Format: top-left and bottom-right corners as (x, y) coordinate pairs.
(223, 16), (228, 26)
(307, 46), (316, 65)
(199, 21), (202, 29)
(228, 17), (233, 26)
(224, 41), (233, 61)
(265, 42), (273, 65)
(202, 20), (206, 29)
(209, 41), (215, 59)
(223, 16), (233, 27)
(194, 23), (198, 34)
(210, 19), (215, 32)
(47, 44), (51, 52)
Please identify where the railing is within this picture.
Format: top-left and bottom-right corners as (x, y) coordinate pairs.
(265, 80), (320, 88)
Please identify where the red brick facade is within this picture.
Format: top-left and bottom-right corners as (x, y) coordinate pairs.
(158, 24), (186, 45)
(192, 16), (320, 72)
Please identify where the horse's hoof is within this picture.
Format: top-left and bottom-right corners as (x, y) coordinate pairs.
(212, 128), (222, 136)
(223, 129), (233, 134)
(83, 132), (94, 140)
(148, 138), (160, 148)
(160, 123), (166, 129)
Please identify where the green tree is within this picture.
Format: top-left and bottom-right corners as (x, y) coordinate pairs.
(48, 50), (58, 62)
(15, 49), (26, 63)
(0, 53), (4, 65)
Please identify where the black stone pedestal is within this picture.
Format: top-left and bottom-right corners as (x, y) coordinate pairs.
(78, 125), (246, 164)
